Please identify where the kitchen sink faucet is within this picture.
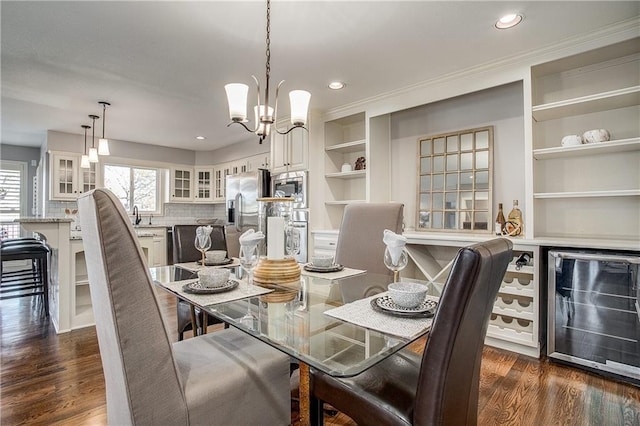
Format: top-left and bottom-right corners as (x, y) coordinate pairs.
(132, 206), (142, 225)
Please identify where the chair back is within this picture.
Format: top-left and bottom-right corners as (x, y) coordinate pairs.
(172, 224), (227, 263)
(78, 189), (188, 425)
(334, 203), (404, 276)
(414, 238), (512, 426)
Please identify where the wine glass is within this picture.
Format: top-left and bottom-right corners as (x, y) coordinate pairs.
(285, 224), (300, 257)
(384, 247), (408, 282)
(194, 235), (212, 266)
(239, 244), (259, 293)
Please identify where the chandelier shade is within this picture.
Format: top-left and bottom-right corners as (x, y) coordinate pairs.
(224, 0), (310, 144)
(225, 84), (249, 122)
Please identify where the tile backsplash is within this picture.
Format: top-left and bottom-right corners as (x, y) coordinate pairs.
(47, 200), (226, 227)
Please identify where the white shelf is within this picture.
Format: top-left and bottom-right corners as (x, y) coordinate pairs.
(325, 200), (367, 205)
(325, 170), (366, 179)
(325, 139), (366, 153)
(534, 189), (640, 199)
(487, 328), (535, 347)
(75, 275), (89, 286)
(533, 137), (640, 160)
(498, 285), (535, 298)
(532, 86), (640, 122)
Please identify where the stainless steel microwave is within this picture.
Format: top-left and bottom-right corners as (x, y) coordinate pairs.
(271, 171), (307, 209)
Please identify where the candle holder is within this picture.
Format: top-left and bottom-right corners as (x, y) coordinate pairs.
(257, 197), (296, 259)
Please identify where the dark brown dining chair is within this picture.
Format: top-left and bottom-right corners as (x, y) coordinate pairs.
(78, 188), (290, 425)
(310, 238), (513, 426)
(173, 224), (227, 340)
(334, 203), (404, 276)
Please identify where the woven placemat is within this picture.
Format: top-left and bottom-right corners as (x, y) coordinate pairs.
(324, 292), (437, 339)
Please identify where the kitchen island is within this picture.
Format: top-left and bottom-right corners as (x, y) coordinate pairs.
(15, 218), (167, 333)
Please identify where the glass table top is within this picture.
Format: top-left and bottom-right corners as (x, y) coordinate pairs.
(151, 265), (440, 377)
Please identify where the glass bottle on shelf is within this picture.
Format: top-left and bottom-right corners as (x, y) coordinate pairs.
(505, 199), (523, 237)
(495, 203), (506, 235)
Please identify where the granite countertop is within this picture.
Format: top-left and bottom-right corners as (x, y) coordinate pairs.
(15, 218), (73, 223)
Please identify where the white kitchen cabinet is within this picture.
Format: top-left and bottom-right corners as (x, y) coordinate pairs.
(246, 153), (270, 172)
(271, 127), (308, 174)
(194, 167), (214, 202)
(148, 227), (167, 267)
(169, 167), (193, 202)
(49, 151), (99, 200)
(531, 38), (640, 244)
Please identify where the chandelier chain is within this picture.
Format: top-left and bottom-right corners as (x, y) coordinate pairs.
(265, 0), (271, 107)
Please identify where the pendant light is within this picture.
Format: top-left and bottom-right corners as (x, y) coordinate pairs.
(88, 115), (99, 163)
(98, 101), (111, 155)
(224, 0), (310, 144)
(81, 125), (91, 169)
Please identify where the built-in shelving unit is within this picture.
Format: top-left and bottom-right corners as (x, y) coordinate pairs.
(323, 112), (368, 228)
(531, 37), (640, 243)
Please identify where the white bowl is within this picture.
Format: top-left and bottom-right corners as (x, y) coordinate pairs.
(205, 250), (227, 263)
(198, 268), (230, 288)
(582, 129), (610, 144)
(561, 134), (583, 147)
(388, 282), (428, 308)
(311, 255), (333, 267)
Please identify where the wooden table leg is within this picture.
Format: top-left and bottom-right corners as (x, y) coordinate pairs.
(189, 305), (198, 336)
(299, 363), (310, 426)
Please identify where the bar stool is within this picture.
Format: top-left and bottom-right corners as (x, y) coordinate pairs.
(1, 237), (50, 316)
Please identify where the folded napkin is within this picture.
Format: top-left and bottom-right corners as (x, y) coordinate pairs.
(239, 229), (265, 249)
(196, 225), (213, 247)
(383, 229), (407, 265)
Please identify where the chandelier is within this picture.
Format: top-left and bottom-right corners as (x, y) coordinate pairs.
(224, 0), (311, 144)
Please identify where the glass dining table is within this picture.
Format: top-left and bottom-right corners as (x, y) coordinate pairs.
(150, 264), (440, 424)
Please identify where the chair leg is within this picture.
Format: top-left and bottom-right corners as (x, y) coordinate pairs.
(310, 395), (325, 426)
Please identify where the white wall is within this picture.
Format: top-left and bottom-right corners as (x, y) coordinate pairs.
(388, 81), (525, 231)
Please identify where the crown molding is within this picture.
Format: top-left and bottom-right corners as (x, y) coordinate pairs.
(324, 17), (640, 120)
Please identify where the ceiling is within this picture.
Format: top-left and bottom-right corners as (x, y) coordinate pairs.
(2, 1), (638, 152)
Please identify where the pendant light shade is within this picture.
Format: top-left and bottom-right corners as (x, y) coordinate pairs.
(88, 115), (100, 163)
(98, 101), (111, 155)
(81, 125), (91, 169)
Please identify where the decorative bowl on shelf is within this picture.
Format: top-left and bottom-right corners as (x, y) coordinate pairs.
(582, 129), (610, 144)
(561, 134), (583, 147)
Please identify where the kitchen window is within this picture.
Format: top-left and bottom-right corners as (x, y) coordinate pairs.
(103, 164), (161, 214)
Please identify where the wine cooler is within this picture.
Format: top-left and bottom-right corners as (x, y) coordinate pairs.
(547, 249), (640, 383)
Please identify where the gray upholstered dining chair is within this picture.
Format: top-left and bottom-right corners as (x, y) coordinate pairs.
(310, 238), (513, 426)
(78, 188), (290, 425)
(334, 202), (404, 276)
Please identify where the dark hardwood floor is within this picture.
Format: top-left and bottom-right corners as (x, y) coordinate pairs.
(2, 291), (639, 425)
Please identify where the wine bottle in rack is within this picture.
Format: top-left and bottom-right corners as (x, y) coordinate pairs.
(515, 253), (531, 270)
(495, 203), (506, 235)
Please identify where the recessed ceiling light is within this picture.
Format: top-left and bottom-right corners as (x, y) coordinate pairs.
(495, 13), (523, 29)
(328, 81), (345, 90)
(195, 136), (206, 140)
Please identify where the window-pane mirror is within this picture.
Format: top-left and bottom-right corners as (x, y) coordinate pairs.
(416, 126), (493, 232)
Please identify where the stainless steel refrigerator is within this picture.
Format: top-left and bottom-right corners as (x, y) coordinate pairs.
(225, 170), (270, 232)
